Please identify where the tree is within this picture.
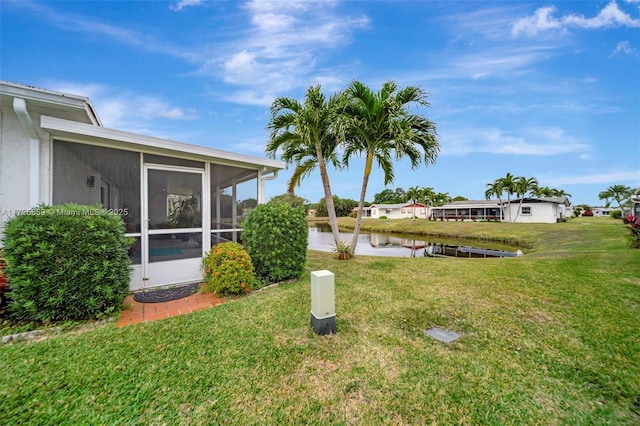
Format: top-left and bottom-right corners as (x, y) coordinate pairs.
(315, 195), (358, 217)
(338, 80), (439, 253)
(497, 172), (518, 222)
(485, 180), (503, 221)
(420, 187), (435, 219)
(514, 176), (538, 222)
(432, 192), (452, 207)
(266, 85), (342, 246)
(452, 195), (468, 202)
(405, 186), (422, 219)
(268, 193), (307, 210)
(372, 187), (406, 204)
(605, 185), (633, 211)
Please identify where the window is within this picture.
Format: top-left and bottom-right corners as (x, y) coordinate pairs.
(522, 206), (532, 215)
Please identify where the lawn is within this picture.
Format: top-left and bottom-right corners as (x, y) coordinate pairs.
(1, 217), (639, 424)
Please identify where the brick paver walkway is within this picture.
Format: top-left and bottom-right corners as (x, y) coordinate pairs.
(117, 291), (225, 327)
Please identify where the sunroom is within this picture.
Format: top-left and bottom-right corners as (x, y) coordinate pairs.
(42, 117), (284, 291)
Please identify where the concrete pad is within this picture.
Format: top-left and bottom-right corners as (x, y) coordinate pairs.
(425, 327), (461, 343)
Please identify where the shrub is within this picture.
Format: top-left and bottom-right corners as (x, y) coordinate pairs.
(611, 210), (622, 219)
(379, 216), (388, 220)
(242, 203), (307, 283)
(0, 247), (9, 311)
(1, 204), (131, 322)
(202, 242), (256, 295)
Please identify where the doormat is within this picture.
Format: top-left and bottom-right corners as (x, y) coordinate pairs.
(134, 282), (199, 303)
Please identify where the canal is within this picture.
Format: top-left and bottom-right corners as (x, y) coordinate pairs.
(308, 226), (522, 258)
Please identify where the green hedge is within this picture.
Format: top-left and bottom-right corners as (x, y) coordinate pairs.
(242, 203), (307, 283)
(2, 204), (131, 322)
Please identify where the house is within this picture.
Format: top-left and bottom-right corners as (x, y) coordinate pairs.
(592, 207), (617, 217)
(502, 197), (571, 223)
(0, 81), (285, 291)
(430, 200), (503, 221)
(359, 203), (428, 219)
(431, 197), (571, 223)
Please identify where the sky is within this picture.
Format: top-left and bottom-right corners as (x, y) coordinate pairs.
(1, 0), (639, 207)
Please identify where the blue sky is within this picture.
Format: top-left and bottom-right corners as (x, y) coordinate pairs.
(1, 0), (639, 206)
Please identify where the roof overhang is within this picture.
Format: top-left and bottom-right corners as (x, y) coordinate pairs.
(41, 116), (285, 172)
(0, 81), (101, 126)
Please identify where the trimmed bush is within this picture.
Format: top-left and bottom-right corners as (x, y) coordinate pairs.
(202, 242), (256, 295)
(242, 203), (307, 283)
(2, 204), (131, 322)
(610, 210), (622, 219)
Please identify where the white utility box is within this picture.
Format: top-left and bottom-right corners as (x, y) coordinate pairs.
(310, 270), (336, 335)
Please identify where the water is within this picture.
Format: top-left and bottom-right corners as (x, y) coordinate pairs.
(308, 227), (522, 258)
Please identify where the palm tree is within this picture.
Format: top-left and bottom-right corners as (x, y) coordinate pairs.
(484, 180), (504, 221)
(265, 85), (342, 246)
(606, 185), (633, 211)
(405, 186), (422, 219)
(598, 190), (613, 208)
(498, 172), (518, 223)
(338, 80), (439, 254)
(513, 176), (538, 222)
(433, 192), (452, 207)
(420, 187), (435, 219)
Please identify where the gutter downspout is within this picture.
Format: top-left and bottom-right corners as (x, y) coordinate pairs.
(13, 98), (40, 207)
(258, 170), (278, 204)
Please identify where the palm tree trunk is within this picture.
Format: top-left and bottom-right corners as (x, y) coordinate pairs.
(514, 198), (524, 222)
(316, 147), (341, 246)
(349, 152), (373, 254)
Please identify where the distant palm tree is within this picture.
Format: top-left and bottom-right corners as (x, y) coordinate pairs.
(433, 192), (452, 207)
(606, 185), (633, 211)
(552, 188), (571, 201)
(405, 186), (422, 219)
(266, 85), (342, 245)
(514, 176), (538, 222)
(485, 180), (504, 221)
(339, 80), (439, 254)
(420, 186), (435, 219)
(499, 172), (518, 223)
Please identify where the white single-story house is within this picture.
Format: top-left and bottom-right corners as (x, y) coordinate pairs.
(431, 197), (570, 223)
(0, 81), (285, 291)
(359, 203), (428, 219)
(592, 207), (617, 217)
(502, 197), (570, 223)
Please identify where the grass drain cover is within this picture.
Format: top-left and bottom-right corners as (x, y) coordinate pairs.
(425, 327), (460, 343)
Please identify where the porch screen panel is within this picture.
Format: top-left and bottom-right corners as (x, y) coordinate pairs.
(52, 140), (141, 233)
(210, 163), (258, 245)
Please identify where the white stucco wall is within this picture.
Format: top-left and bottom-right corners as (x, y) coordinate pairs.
(505, 202), (558, 223)
(0, 106), (49, 236)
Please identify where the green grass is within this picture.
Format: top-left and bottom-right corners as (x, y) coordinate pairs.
(1, 217), (639, 424)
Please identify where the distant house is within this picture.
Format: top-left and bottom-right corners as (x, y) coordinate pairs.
(502, 197), (571, 223)
(592, 207), (616, 217)
(0, 81), (285, 291)
(431, 200), (503, 221)
(359, 203), (428, 219)
(431, 197), (571, 223)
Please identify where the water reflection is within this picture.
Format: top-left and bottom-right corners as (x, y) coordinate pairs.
(308, 227), (522, 258)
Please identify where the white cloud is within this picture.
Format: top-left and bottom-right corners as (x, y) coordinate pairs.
(609, 41), (638, 57)
(545, 170), (640, 185)
(441, 126), (590, 157)
(48, 81), (198, 132)
(201, 0), (369, 105)
(512, 1), (640, 37)
(170, 0), (205, 12)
